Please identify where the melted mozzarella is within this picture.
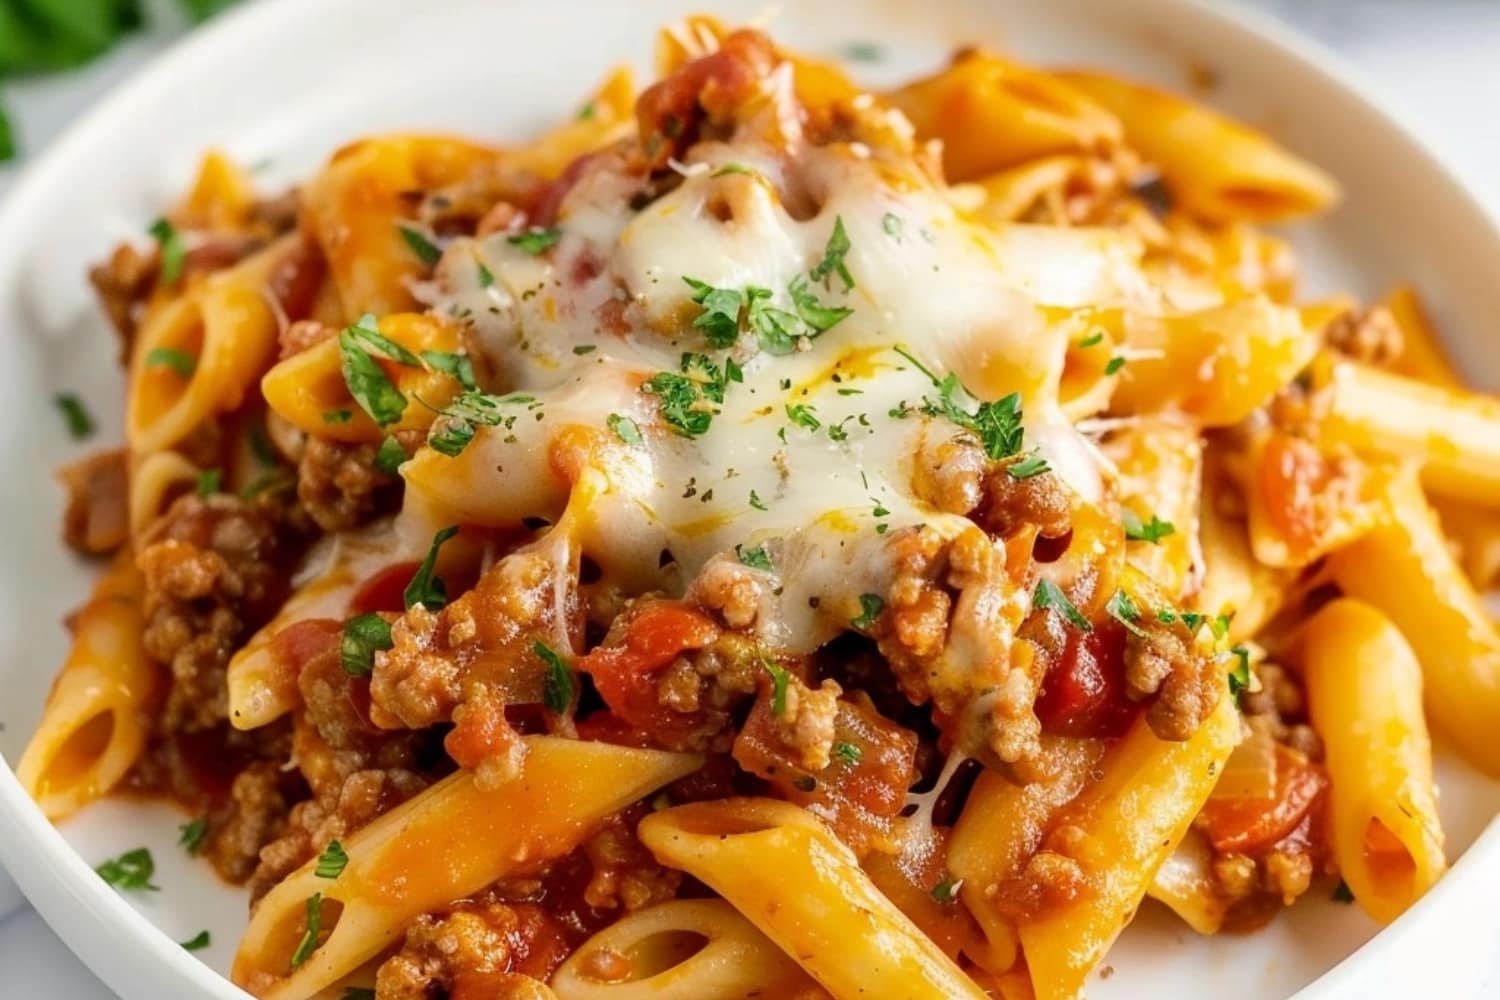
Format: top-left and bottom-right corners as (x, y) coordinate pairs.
(412, 130), (1115, 653)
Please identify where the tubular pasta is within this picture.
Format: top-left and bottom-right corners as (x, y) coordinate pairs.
(1055, 70), (1339, 223)
(126, 450), (201, 541)
(888, 53), (1122, 182)
(1103, 417), (1201, 599)
(1299, 598), (1446, 923)
(232, 737), (701, 1000)
(550, 899), (825, 1000)
(1327, 471), (1500, 775)
(638, 798), (989, 1000)
(1382, 284), (1460, 388)
(1323, 359), (1500, 506)
(1145, 830), (1227, 935)
(17, 555), (157, 819)
(126, 234), (300, 454)
(1015, 694), (1239, 1000)
(178, 150), (258, 231)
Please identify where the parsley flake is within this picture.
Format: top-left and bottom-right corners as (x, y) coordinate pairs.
(508, 227), (562, 255)
(1226, 645), (1252, 695)
(178, 817), (208, 855)
(810, 216), (854, 291)
(931, 875), (962, 903)
(55, 393), (94, 440)
(96, 848), (158, 892)
(398, 225), (442, 266)
(683, 277), (743, 348)
(375, 436), (406, 474)
(608, 413), (643, 445)
(785, 403), (820, 431)
(763, 656), (790, 716)
(1078, 331), (1105, 348)
(315, 840), (348, 879)
(1331, 880), (1355, 903)
(535, 640), (573, 714)
(1106, 589), (1146, 638)
(851, 593), (884, 630)
(881, 212), (903, 239)
(421, 350), (477, 390)
(788, 275), (852, 333)
(894, 346), (1026, 461)
(339, 321), (408, 427)
(146, 346), (195, 377)
(322, 409), (352, 424)
(749, 489), (768, 512)
(1123, 510), (1176, 544)
(405, 526), (458, 610)
(832, 740), (862, 765)
(290, 893), (323, 969)
(194, 468), (222, 496)
(180, 930), (211, 952)
(149, 217), (186, 285)
(1105, 356), (1127, 376)
(1007, 452), (1051, 480)
(340, 613), (392, 677)
(1034, 579), (1092, 632)
(736, 543), (773, 571)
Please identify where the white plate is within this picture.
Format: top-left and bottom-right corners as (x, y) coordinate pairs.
(1, 1), (1498, 997)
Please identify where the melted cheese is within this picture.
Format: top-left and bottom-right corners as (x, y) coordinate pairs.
(408, 116), (1124, 658)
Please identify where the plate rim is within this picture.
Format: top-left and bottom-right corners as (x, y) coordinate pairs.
(0, 1), (1495, 998)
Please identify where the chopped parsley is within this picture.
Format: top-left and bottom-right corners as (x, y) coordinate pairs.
(748, 489), (768, 512)
(1123, 510), (1176, 544)
(931, 874), (962, 904)
(476, 259), (495, 288)
(322, 409), (352, 424)
(683, 277), (743, 348)
(96, 848), (158, 891)
(881, 212), (903, 239)
(404, 525), (458, 610)
(1211, 613), (1234, 640)
(1226, 645), (1252, 695)
(1078, 331), (1105, 348)
(145, 346), (195, 377)
(762, 655), (790, 716)
(194, 468), (222, 496)
(1106, 589), (1146, 638)
(535, 640), (573, 714)
(809, 215), (854, 291)
(787, 275), (852, 333)
(397, 224), (442, 266)
(420, 350), (477, 390)
(1105, 356), (1127, 376)
(736, 543), (773, 571)
(894, 346), (1026, 462)
(375, 436), (406, 474)
(608, 413), (643, 445)
(54, 393), (94, 440)
(340, 613), (392, 677)
(572, 344), (597, 355)
(832, 740), (862, 765)
(645, 371), (712, 437)
(178, 817), (208, 855)
(339, 318), (409, 427)
(844, 41), (884, 63)
(427, 390), (537, 456)
(1331, 880), (1355, 903)
(290, 893), (322, 969)
(314, 840), (348, 879)
(785, 403), (821, 431)
(149, 217), (186, 285)
(180, 930), (211, 952)
(345, 314), (422, 366)
(508, 227), (563, 255)
(1007, 452), (1051, 480)
(851, 593), (884, 630)
(746, 286), (803, 355)
(1034, 579), (1091, 632)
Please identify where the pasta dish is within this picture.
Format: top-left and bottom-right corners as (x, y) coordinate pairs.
(19, 15), (1500, 1000)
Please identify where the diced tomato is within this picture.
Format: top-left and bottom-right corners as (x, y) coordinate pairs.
(1258, 432), (1336, 556)
(573, 711), (658, 749)
(1199, 745), (1329, 855)
(577, 601), (719, 739)
(1033, 618), (1139, 739)
(349, 562), (419, 614)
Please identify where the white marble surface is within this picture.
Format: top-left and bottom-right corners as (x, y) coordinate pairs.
(2, 1), (1499, 996)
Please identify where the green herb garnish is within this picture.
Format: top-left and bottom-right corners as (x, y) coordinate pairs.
(96, 848), (158, 891)
(1034, 579), (1091, 632)
(535, 640), (573, 714)
(340, 614), (392, 677)
(145, 346), (195, 377)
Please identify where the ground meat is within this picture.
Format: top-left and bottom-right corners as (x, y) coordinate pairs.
(137, 493), (298, 732)
(89, 243), (156, 358)
(772, 677), (842, 772)
(1241, 662), (1324, 761)
(974, 465), (1073, 540)
(1324, 305), (1403, 366)
(634, 29), (777, 168)
(986, 848), (1089, 922)
(912, 434), (988, 516)
(689, 554), (771, 629)
(296, 436), (400, 532)
(580, 814), (681, 912)
(205, 762), (293, 883)
(58, 448), (129, 555)
(1121, 610), (1220, 741)
(278, 318), (334, 360)
(374, 898), (568, 1000)
(873, 524), (1038, 763)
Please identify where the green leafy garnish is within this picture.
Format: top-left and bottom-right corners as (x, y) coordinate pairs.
(535, 640), (573, 714)
(322, 409), (352, 424)
(290, 893), (322, 969)
(894, 346), (1026, 462)
(762, 656), (790, 716)
(180, 930), (211, 951)
(421, 350), (477, 390)
(1007, 452), (1051, 480)
(508, 227), (563, 255)
(145, 346), (195, 377)
(178, 817), (208, 855)
(1226, 645), (1252, 695)
(194, 468), (222, 496)
(1123, 510), (1176, 544)
(881, 213), (903, 239)
(1034, 579), (1091, 632)
(931, 874), (962, 903)
(149, 217), (186, 285)
(736, 543), (773, 571)
(809, 215), (854, 291)
(608, 413), (643, 445)
(96, 848), (158, 891)
(683, 277), (743, 348)
(1105, 356), (1127, 376)
(1078, 331), (1105, 348)
(315, 840), (348, 879)
(427, 390), (538, 457)
(645, 372), (711, 437)
(340, 614), (392, 677)
(748, 489), (768, 512)
(788, 275), (852, 333)
(785, 403), (821, 432)
(55, 392), (94, 440)
(339, 319), (409, 427)
(851, 593), (884, 630)
(1106, 589), (1146, 638)
(712, 162), (753, 177)
(405, 525), (458, 610)
(375, 436), (406, 474)
(345, 314), (422, 366)
(397, 224), (442, 266)
(832, 740), (862, 765)
(0, 108), (13, 164)
(476, 260), (495, 288)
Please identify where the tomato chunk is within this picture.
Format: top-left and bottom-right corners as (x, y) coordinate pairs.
(1198, 745), (1329, 855)
(1033, 618), (1139, 739)
(577, 601), (719, 740)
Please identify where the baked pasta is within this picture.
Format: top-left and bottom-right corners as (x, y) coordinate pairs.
(22, 15), (1499, 1000)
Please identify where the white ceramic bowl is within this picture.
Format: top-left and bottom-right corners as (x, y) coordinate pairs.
(1, 1), (1498, 997)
